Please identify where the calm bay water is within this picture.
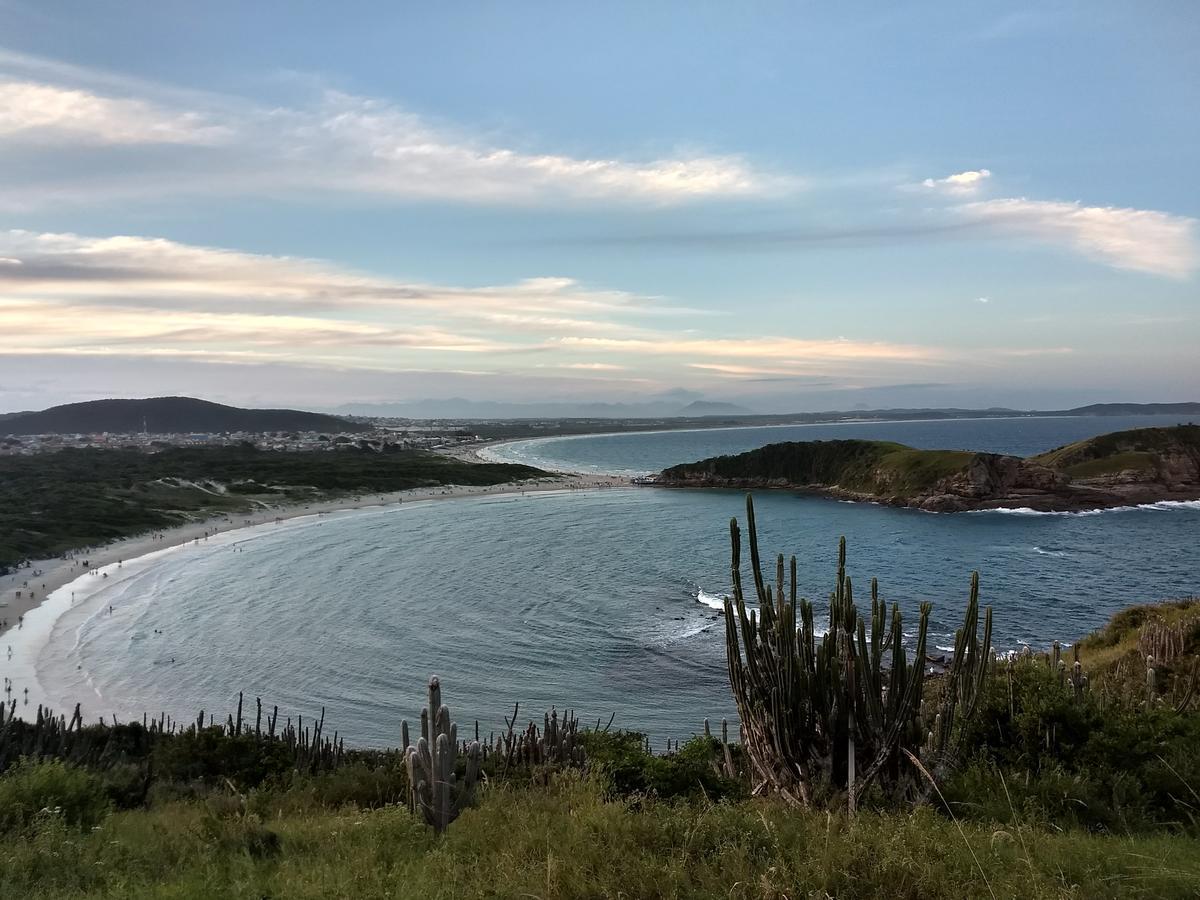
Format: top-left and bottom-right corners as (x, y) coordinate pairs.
(29, 415), (1200, 745)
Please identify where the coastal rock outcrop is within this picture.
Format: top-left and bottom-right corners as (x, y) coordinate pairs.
(656, 425), (1200, 513)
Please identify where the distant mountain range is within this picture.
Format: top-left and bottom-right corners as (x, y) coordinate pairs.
(0, 397), (365, 436)
(331, 395), (757, 419)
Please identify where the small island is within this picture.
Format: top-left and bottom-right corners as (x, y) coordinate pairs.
(656, 424), (1200, 512)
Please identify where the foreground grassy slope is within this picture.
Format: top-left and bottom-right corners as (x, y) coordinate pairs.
(2, 774), (1198, 900)
(0, 446), (545, 569)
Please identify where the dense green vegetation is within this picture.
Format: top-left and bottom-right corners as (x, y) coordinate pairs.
(0, 446), (545, 571)
(661, 438), (974, 496)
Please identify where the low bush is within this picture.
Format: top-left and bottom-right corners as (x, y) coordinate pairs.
(945, 661), (1200, 832)
(0, 758), (111, 834)
(580, 731), (746, 801)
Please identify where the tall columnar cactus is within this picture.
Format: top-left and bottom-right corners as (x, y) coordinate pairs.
(723, 495), (992, 810)
(403, 677), (480, 833)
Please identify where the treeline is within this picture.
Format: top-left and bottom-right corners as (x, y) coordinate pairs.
(0, 446), (544, 570)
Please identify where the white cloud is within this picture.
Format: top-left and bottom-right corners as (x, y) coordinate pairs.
(922, 169), (992, 195)
(962, 198), (1199, 278)
(302, 91), (774, 203)
(0, 80), (229, 144)
(0, 61), (788, 205)
(974, 296), (990, 303)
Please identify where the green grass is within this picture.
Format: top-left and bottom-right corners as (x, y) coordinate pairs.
(870, 447), (975, 494)
(1074, 596), (1200, 675)
(3, 773), (1199, 899)
(1055, 450), (1157, 478)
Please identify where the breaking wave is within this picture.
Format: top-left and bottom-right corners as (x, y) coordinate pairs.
(971, 499), (1200, 517)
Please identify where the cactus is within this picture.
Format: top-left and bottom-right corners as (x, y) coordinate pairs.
(722, 495), (992, 810)
(403, 676), (481, 833)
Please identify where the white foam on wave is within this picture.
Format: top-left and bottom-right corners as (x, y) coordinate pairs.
(1032, 546), (1068, 557)
(971, 499), (1200, 517)
(695, 588), (728, 611)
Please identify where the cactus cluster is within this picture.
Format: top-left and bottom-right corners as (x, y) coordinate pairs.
(1138, 615), (1199, 666)
(0, 692), (348, 779)
(403, 676), (480, 833)
(722, 495), (992, 810)
(492, 704), (586, 772)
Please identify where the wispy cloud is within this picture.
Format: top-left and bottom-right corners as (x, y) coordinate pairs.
(0, 53), (789, 207)
(961, 198), (1199, 278)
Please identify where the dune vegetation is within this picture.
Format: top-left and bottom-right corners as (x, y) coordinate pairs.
(0, 446), (545, 572)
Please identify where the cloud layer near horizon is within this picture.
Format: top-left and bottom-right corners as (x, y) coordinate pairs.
(0, 229), (954, 392)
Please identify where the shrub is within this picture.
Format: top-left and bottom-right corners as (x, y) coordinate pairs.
(945, 661), (1200, 832)
(0, 758), (111, 834)
(580, 731), (746, 801)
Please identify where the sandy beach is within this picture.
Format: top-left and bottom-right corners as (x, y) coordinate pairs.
(0, 470), (630, 647)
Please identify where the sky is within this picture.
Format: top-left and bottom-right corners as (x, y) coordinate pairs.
(1, 1), (1197, 414)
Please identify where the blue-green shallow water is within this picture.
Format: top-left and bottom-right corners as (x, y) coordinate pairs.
(33, 415), (1200, 745)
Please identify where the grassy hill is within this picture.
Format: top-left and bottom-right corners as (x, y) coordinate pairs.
(1031, 423), (1200, 477)
(0, 397), (366, 435)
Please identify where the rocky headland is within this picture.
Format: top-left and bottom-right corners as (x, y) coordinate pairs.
(655, 424), (1200, 512)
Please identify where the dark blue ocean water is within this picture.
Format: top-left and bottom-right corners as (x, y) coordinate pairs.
(34, 415), (1200, 746)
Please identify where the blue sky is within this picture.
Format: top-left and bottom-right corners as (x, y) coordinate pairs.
(1, 1), (1196, 413)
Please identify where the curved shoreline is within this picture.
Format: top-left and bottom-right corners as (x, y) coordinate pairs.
(1, 473), (631, 720)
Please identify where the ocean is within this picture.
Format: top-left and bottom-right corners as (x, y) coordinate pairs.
(16, 414), (1200, 745)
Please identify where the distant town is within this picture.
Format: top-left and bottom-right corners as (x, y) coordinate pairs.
(0, 423), (481, 457)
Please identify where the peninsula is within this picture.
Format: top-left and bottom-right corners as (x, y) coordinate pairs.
(656, 424), (1200, 512)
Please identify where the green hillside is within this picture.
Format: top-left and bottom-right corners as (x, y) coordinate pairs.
(1032, 423), (1200, 477)
(660, 439), (974, 497)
